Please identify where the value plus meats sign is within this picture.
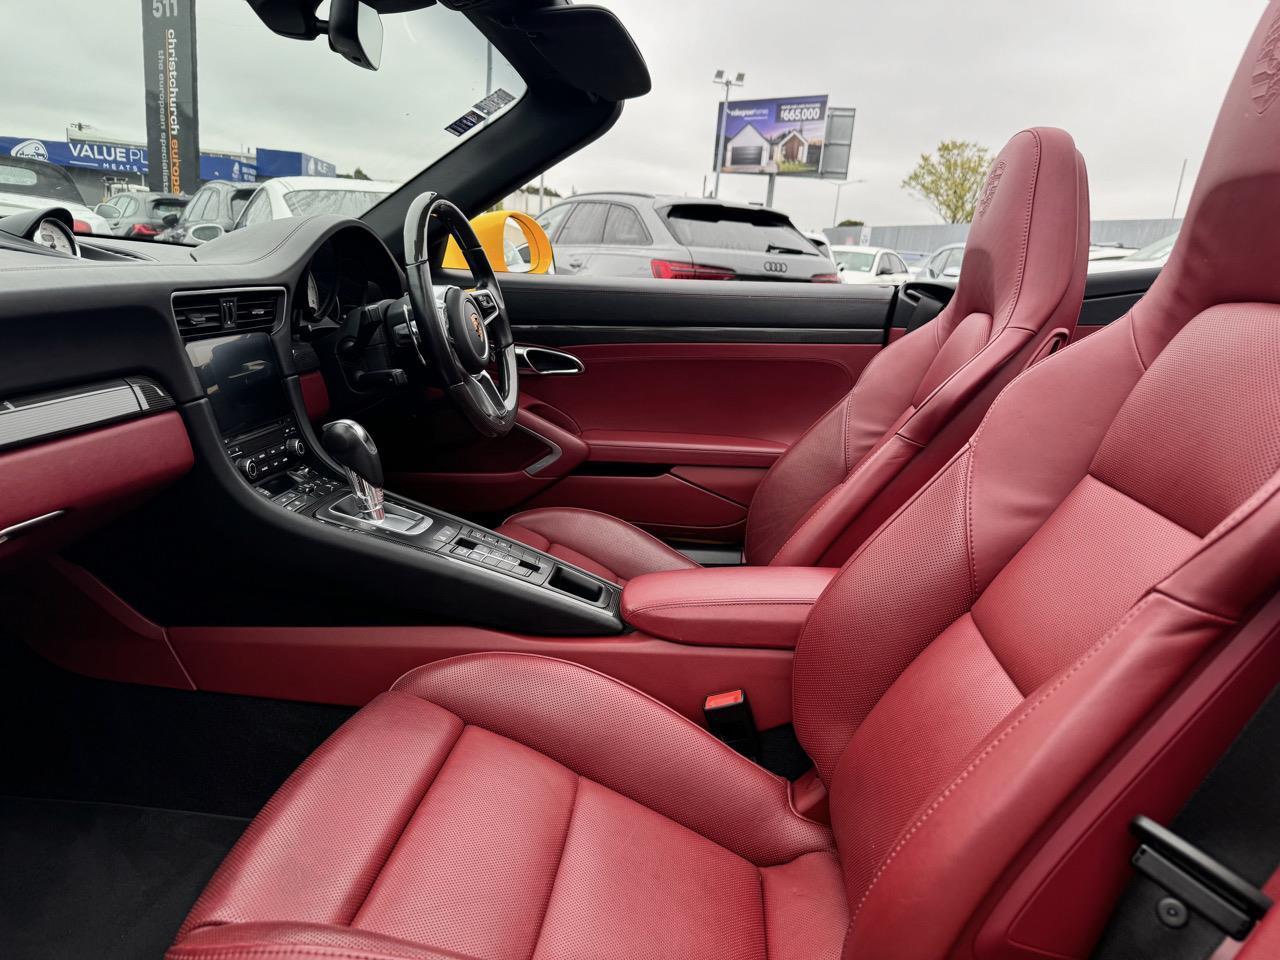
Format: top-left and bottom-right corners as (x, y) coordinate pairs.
(141, 0), (200, 194)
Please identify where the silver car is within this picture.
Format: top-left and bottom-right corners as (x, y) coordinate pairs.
(534, 192), (838, 282)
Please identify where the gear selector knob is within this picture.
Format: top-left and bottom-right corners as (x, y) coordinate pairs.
(321, 419), (385, 521)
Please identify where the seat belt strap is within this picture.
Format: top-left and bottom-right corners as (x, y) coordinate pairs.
(1092, 684), (1280, 959)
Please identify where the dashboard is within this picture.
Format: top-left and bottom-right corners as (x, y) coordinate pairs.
(0, 214), (405, 404)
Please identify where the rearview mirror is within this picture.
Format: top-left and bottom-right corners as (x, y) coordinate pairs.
(162, 213), (180, 228)
(95, 203), (122, 219)
(189, 223), (226, 244)
(328, 0), (383, 71)
(442, 211), (556, 275)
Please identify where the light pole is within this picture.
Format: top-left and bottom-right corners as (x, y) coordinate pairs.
(712, 70), (745, 199)
(827, 177), (867, 226)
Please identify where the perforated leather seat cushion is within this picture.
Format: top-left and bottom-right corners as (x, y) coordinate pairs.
(172, 654), (846, 960)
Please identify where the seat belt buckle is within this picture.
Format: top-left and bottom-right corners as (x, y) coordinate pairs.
(1129, 815), (1273, 940)
(703, 689), (760, 761)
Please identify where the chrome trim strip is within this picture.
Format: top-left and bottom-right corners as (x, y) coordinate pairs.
(0, 509), (66, 544)
(517, 424), (564, 477)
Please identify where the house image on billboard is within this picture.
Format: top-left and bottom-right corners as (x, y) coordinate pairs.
(721, 123), (817, 173)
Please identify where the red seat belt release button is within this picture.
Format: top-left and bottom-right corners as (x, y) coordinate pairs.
(703, 689), (760, 761)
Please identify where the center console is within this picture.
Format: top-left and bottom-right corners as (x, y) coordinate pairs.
(187, 331), (618, 623)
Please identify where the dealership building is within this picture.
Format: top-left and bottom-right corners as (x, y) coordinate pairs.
(0, 130), (338, 205)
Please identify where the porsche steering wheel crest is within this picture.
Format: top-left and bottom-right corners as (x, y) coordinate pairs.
(402, 192), (518, 438)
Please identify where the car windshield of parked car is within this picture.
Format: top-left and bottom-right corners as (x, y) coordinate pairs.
(284, 189), (393, 218)
(6, 2), (525, 243)
(0, 158), (82, 204)
(663, 205), (821, 255)
(150, 198), (186, 218)
(833, 250), (875, 272)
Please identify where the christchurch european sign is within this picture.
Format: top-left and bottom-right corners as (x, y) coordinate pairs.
(141, 0), (201, 193)
(713, 94), (855, 180)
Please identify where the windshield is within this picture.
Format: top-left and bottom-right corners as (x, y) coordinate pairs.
(6, 2), (525, 243)
(0, 157), (81, 203)
(1125, 232), (1180, 262)
(833, 250), (875, 272)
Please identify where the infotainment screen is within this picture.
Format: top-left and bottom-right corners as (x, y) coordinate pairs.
(186, 332), (289, 438)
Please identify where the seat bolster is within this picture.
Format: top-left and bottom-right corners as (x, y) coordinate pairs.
(761, 851), (850, 960)
(496, 507), (700, 583)
(175, 692), (465, 942)
(170, 921), (473, 960)
(393, 651), (834, 866)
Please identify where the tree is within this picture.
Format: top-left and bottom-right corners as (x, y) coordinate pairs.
(901, 140), (992, 223)
(838, 218), (864, 228)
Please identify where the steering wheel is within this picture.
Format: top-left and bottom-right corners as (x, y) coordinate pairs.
(402, 192), (518, 437)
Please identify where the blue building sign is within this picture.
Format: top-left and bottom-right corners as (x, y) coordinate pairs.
(256, 148), (336, 179)
(0, 134), (337, 187)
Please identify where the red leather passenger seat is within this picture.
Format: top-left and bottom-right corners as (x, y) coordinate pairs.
(497, 127), (1090, 582)
(170, 7), (1280, 959)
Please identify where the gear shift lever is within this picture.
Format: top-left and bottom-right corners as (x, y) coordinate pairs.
(321, 419), (385, 521)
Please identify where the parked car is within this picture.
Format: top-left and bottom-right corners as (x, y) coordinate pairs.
(1088, 231), (1180, 273)
(0, 155), (109, 234)
(1087, 242), (1138, 262)
(830, 244), (913, 284)
(157, 179), (257, 243)
(234, 176), (399, 229)
(804, 230), (834, 262)
(93, 191), (189, 239)
(534, 192), (838, 281)
(919, 240), (966, 279)
(899, 250), (929, 275)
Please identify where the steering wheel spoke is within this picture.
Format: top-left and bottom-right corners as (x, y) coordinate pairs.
(401, 193), (519, 438)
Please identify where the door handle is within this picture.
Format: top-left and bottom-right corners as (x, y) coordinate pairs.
(566, 258), (585, 269)
(516, 345), (585, 376)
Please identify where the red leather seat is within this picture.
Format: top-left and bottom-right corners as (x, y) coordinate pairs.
(171, 9), (1280, 958)
(497, 127), (1090, 582)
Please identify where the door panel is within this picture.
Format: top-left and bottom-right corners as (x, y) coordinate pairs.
(521, 342), (876, 442)
(403, 273), (895, 540)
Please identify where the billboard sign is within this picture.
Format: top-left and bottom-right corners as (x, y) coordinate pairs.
(713, 95), (853, 180)
(141, 0), (200, 193)
(256, 148), (337, 179)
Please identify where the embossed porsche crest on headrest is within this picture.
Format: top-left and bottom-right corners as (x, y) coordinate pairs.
(1251, 9), (1280, 114)
(977, 160), (1007, 218)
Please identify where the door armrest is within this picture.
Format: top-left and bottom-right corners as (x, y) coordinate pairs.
(621, 566), (838, 648)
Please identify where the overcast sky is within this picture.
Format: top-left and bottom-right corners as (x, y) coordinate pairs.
(548, 0), (1267, 230)
(5, 1), (1269, 231)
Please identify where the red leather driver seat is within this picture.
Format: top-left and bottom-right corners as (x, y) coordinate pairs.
(495, 127), (1090, 583)
(170, 8), (1280, 959)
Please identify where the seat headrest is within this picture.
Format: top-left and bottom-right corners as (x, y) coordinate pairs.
(1136, 1), (1280, 363)
(946, 127), (1089, 338)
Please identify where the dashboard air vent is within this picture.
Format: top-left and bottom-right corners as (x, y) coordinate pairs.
(233, 292), (279, 333)
(172, 289), (281, 340)
(171, 293), (225, 338)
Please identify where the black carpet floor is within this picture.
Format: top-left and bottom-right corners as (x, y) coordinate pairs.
(0, 796), (247, 960)
(0, 640), (353, 958)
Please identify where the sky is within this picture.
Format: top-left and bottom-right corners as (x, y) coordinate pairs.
(546, 0), (1267, 230)
(2, 1), (1269, 232)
